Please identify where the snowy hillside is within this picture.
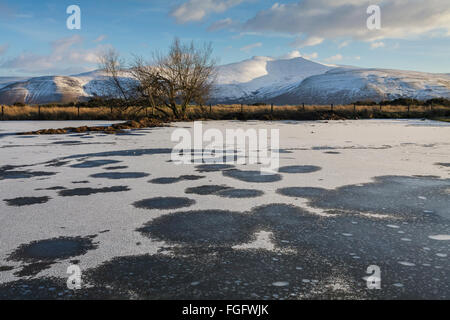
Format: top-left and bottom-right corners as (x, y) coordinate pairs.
(0, 77), (30, 89)
(0, 71), (135, 105)
(272, 68), (450, 105)
(0, 56), (448, 105)
(213, 56), (332, 103)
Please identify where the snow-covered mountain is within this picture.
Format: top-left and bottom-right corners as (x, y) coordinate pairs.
(213, 56), (332, 103)
(0, 71), (135, 105)
(272, 67), (450, 105)
(0, 77), (30, 89)
(0, 56), (448, 105)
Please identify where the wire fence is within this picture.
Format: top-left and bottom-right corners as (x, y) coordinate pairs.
(1, 103), (449, 121)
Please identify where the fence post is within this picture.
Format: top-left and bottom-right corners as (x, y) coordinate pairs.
(210, 104), (212, 114)
(1, 105), (4, 121)
(408, 105), (410, 117)
(302, 103), (305, 111)
(110, 106), (113, 117)
(241, 103), (243, 114)
(38, 105), (41, 120)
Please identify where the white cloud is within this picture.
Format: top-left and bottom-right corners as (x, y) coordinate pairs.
(279, 50), (318, 60)
(370, 41), (385, 49)
(240, 42), (262, 52)
(94, 35), (107, 43)
(338, 40), (350, 49)
(279, 50), (302, 59)
(0, 44), (9, 56)
(291, 36), (324, 48)
(0, 35), (110, 74)
(303, 52), (318, 60)
(171, 0), (246, 23)
(243, 0), (450, 42)
(208, 18), (234, 31)
(325, 54), (343, 62)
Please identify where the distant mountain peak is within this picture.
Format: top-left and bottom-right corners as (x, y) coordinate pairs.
(0, 56), (448, 105)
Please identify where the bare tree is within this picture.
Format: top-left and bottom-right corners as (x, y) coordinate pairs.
(98, 48), (134, 111)
(99, 38), (216, 119)
(129, 56), (172, 118)
(133, 38), (217, 119)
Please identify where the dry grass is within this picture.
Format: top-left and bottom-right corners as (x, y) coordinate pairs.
(1, 104), (449, 121)
(1, 105), (123, 121)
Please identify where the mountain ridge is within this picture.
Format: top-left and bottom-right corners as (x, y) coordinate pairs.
(0, 56), (448, 105)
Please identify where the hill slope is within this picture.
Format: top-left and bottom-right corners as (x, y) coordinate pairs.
(0, 57), (448, 105)
(272, 68), (450, 105)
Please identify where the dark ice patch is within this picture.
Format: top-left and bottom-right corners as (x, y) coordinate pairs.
(216, 189), (264, 199)
(277, 187), (328, 198)
(0, 266), (14, 272)
(312, 146), (337, 151)
(251, 204), (319, 228)
(149, 177), (180, 184)
(436, 163), (450, 167)
(137, 210), (256, 246)
(45, 160), (71, 167)
(133, 197), (196, 210)
(8, 236), (98, 277)
(180, 175), (206, 181)
(14, 262), (53, 277)
(79, 250), (351, 300)
(185, 185), (232, 195)
(278, 176), (450, 220)
(0, 249), (360, 300)
(223, 169), (282, 183)
(104, 166), (129, 171)
(51, 141), (83, 145)
(278, 165), (322, 174)
(64, 148), (172, 160)
(59, 186), (130, 197)
(8, 236), (97, 263)
(116, 131), (147, 136)
(0, 168), (57, 180)
(35, 186), (66, 191)
(89, 172), (149, 179)
(4, 196), (51, 207)
(149, 175), (205, 185)
(195, 164), (235, 172)
(71, 160), (122, 168)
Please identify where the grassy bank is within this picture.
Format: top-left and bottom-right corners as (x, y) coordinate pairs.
(1, 104), (450, 122)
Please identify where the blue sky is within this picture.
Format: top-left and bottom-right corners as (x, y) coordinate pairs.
(0, 0), (449, 76)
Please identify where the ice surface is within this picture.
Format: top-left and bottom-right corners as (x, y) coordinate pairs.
(0, 119), (449, 299)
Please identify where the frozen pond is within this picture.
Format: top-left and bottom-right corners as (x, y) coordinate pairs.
(0, 119), (449, 299)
